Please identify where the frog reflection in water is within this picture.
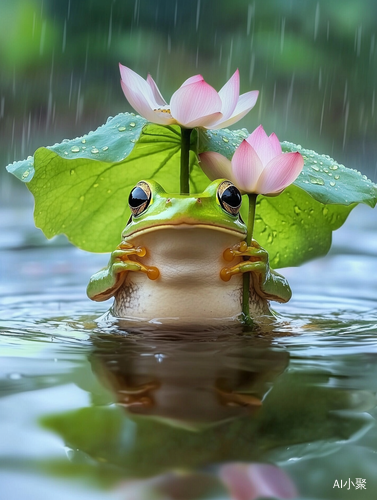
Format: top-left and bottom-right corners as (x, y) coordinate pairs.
(87, 179), (291, 324)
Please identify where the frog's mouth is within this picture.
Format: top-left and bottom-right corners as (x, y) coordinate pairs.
(123, 222), (247, 241)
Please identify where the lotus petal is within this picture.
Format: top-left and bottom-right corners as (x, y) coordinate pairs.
(170, 79), (223, 127)
(232, 140), (263, 192)
(211, 90), (259, 130)
(199, 152), (233, 182)
(257, 152), (304, 194)
(246, 125), (278, 166)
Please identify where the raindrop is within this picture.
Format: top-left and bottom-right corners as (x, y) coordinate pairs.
(91, 148), (99, 154)
(294, 206), (301, 215)
(62, 20), (67, 53)
(130, 139), (136, 143)
(281, 18), (285, 53)
(129, 122), (136, 127)
(0, 97), (5, 119)
(311, 165), (320, 172)
(330, 181), (336, 187)
(355, 25), (362, 57)
(39, 21), (47, 55)
(343, 101), (349, 148)
(93, 183), (99, 188)
(322, 207), (329, 215)
(334, 175), (340, 180)
(329, 165), (338, 170)
(222, 137), (229, 143)
(71, 146), (80, 153)
(81, 139), (86, 144)
(247, 3), (255, 36)
(107, 5), (113, 49)
(314, 2), (320, 40)
(21, 170), (30, 180)
(308, 174), (325, 185)
(102, 146), (109, 151)
(118, 126), (126, 132)
(196, 0), (201, 31)
(70, 169), (75, 175)
(174, 1), (178, 26)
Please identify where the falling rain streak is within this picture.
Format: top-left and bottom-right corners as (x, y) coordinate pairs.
(1, 0), (377, 192)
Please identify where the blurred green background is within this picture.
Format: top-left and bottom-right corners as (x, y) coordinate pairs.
(1, 0), (377, 203)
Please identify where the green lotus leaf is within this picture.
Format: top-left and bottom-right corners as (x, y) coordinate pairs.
(6, 121), (377, 268)
(199, 129), (377, 208)
(6, 112), (147, 182)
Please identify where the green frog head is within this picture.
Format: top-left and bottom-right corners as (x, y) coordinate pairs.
(122, 179), (247, 241)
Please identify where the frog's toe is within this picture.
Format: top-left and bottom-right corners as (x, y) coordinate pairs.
(113, 260), (160, 280)
(220, 260), (267, 282)
(222, 241), (268, 262)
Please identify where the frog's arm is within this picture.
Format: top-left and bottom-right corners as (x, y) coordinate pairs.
(220, 241), (292, 303)
(87, 244), (159, 302)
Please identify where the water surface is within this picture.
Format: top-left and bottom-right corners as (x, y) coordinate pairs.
(1, 202), (376, 500)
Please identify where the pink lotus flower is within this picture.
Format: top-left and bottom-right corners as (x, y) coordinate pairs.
(199, 125), (304, 195)
(219, 463), (298, 500)
(119, 64), (259, 129)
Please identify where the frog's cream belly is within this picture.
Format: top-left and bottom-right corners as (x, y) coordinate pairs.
(111, 226), (271, 323)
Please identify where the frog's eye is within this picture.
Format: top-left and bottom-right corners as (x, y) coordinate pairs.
(129, 181), (151, 216)
(217, 181), (242, 216)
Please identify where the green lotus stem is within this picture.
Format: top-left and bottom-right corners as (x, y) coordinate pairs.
(180, 128), (192, 194)
(242, 193), (258, 326)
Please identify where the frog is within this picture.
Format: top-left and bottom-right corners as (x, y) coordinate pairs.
(87, 179), (291, 325)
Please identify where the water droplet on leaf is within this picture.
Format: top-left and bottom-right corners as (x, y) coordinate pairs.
(222, 137), (229, 143)
(91, 148), (99, 154)
(294, 205), (301, 214)
(118, 126), (126, 132)
(308, 174), (325, 185)
(71, 146), (80, 153)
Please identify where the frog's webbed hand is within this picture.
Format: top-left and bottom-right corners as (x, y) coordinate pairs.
(220, 241), (292, 303)
(87, 242), (159, 302)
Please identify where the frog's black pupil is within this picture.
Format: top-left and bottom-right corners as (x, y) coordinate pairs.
(221, 186), (242, 208)
(129, 186), (149, 208)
